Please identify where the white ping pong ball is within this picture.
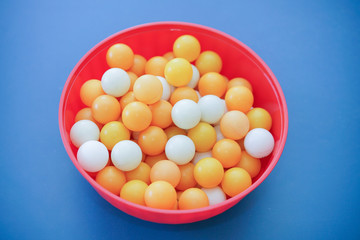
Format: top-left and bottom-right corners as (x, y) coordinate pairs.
(77, 140), (108, 172)
(192, 151), (212, 165)
(171, 99), (201, 130)
(186, 64), (200, 88)
(101, 68), (130, 97)
(111, 140), (142, 171)
(198, 95), (225, 124)
(214, 125), (225, 142)
(201, 186), (226, 205)
(156, 76), (171, 100)
(165, 135), (195, 165)
(244, 128), (275, 158)
(70, 120), (100, 148)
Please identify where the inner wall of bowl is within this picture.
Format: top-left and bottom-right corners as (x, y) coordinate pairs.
(62, 24), (283, 183)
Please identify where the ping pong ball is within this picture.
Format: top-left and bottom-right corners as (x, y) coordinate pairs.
(187, 64), (200, 88)
(198, 95), (225, 124)
(173, 34), (201, 62)
(106, 43), (134, 70)
(101, 68), (131, 97)
(80, 79), (105, 107)
(198, 72), (227, 97)
(133, 74), (163, 104)
(77, 140), (109, 172)
(145, 56), (168, 77)
(220, 110), (249, 140)
(70, 120), (100, 148)
(165, 135), (195, 165)
(221, 167), (252, 197)
(96, 166), (126, 195)
(150, 160), (181, 187)
(92, 95), (121, 124)
(100, 121), (130, 150)
(164, 58), (193, 87)
(178, 188), (209, 210)
(195, 50), (222, 75)
(111, 140), (142, 171)
(225, 86), (254, 112)
(171, 99), (201, 130)
(156, 76), (171, 100)
(187, 122), (217, 152)
(192, 151), (212, 165)
(201, 186), (226, 205)
(214, 125), (225, 142)
(122, 101), (152, 132)
(176, 163), (197, 191)
(194, 157), (224, 188)
(120, 180), (148, 206)
(138, 126), (167, 156)
(144, 181), (177, 209)
(129, 54), (147, 76)
(244, 128), (275, 158)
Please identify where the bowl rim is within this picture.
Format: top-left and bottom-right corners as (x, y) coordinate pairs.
(59, 21), (288, 217)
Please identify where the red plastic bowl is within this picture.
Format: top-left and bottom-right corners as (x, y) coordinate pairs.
(59, 22), (288, 224)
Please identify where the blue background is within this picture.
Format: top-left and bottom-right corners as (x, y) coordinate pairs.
(1, 0), (359, 239)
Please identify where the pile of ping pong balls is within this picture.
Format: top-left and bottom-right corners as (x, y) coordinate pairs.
(70, 34), (275, 210)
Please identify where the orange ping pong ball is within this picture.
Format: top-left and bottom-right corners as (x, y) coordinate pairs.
(74, 107), (103, 129)
(149, 100), (173, 129)
(173, 35), (201, 62)
(227, 77), (253, 92)
(176, 162), (197, 191)
(129, 54), (147, 76)
(145, 56), (168, 77)
(125, 162), (151, 184)
(164, 126), (187, 139)
(164, 58), (193, 87)
(194, 157), (224, 188)
(106, 43), (134, 70)
(236, 151), (261, 178)
(221, 167), (252, 197)
(91, 95), (121, 124)
(144, 181), (177, 209)
(170, 86), (199, 105)
(127, 72), (138, 91)
(220, 110), (249, 140)
(138, 126), (167, 156)
(246, 107), (272, 131)
(95, 166), (126, 195)
(120, 180), (148, 205)
(80, 79), (105, 107)
(195, 50), (222, 75)
(225, 86), (254, 112)
(150, 160), (181, 187)
(144, 152), (167, 168)
(122, 101), (152, 132)
(119, 91), (136, 109)
(198, 72), (227, 97)
(178, 188), (209, 210)
(163, 51), (175, 61)
(212, 139), (242, 168)
(133, 75), (163, 104)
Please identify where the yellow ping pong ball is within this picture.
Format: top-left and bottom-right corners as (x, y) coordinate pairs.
(164, 58), (193, 87)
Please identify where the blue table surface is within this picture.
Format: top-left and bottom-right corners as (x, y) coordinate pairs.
(1, 0), (359, 239)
